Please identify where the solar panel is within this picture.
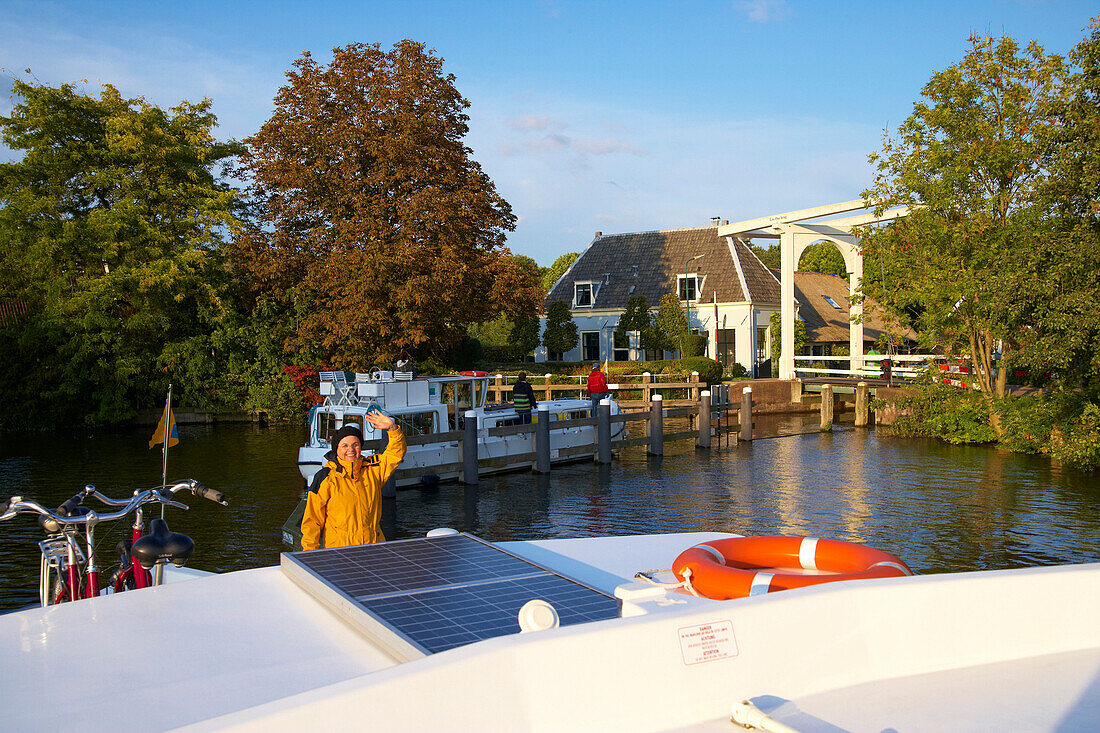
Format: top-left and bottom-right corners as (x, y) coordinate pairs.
(281, 533), (621, 660)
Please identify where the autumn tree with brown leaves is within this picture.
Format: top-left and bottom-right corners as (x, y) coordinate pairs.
(232, 41), (539, 368)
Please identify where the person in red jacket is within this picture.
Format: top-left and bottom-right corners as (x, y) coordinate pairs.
(587, 363), (609, 416)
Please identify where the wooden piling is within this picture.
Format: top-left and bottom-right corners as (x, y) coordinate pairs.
(534, 404), (551, 473)
(461, 410), (479, 483)
(855, 381), (869, 427)
(597, 399), (613, 464)
(740, 387), (753, 442)
(820, 384), (834, 430)
(648, 394), (664, 456)
(697, 390), (711, 449)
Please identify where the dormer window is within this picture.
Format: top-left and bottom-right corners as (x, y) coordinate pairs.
(678, 275), (699, 302)
(574, 282), (596, 307)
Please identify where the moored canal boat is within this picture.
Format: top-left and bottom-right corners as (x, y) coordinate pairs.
(296, 369), (624, 491)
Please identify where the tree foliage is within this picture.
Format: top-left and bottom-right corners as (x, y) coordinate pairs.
(541, 251), (580, 292)
(798, 242), (847, 277)
(860, 34), (1068, 429)
(769, 311), (806, 361)
(231, 41), (538, 369)
(653, 292), (689, 355)
(750, 244), (780, 270)
(0, 80), (242, 426)
(618, 294), (661, 353)
(542, 300), (578, 356)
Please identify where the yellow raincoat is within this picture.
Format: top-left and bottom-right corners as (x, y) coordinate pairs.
(300, 428), (407, 551)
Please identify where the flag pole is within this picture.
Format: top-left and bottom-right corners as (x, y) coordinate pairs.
(161, 383), (172, 519)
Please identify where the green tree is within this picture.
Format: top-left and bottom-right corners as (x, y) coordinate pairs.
(542, 300), (578, 356)
(653, 293), (689, 355)
(798, 241), (847, 278)
(232, 41), (537, 368)
(468, 315), (513, 346)
(750, 244), (780, 269)
(0, 80), (242, 426)
(619, 294), (660, 354)
(541, 252), (580, 292)
(860, 33), (1067, 433)
(769, 311), (806, 363)
(509, 314), (541, 354)
(1021, 18), (1100, 389)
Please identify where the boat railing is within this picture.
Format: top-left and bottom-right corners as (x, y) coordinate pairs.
(485, 372), (706, 405)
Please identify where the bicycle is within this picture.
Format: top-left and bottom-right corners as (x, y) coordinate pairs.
(0, 479), (226, 607)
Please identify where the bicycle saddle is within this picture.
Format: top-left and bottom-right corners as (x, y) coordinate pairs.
(130, 518), (194, 569)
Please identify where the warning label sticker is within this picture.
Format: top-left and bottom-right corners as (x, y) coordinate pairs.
(678, 620), (738, 665)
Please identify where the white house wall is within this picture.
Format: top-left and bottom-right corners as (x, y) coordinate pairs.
(535, 303), (776, 374)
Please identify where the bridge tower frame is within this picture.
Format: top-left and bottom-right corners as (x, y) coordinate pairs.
(719, 201), (910, 381)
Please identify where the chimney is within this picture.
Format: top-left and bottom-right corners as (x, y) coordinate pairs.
(594, 231), (602, 238)
(722, 220), (729, 225)
(710, 217), (721, 227)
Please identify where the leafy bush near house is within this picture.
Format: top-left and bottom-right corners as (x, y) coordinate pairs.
(680, 334), (708, 357)
(725, 363), (749, 380)
(677, 357), (723, 384)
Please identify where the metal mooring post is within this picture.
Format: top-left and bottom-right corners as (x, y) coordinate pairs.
(462, 410), (479, 484)
(648, 394), (664, 456)
(697, 390), (711, 449)
(534, 403), (551, 473)
(597, 398), (613, 464)
(855, 381), (869, 427)
(820, 384), (834, 430)
(740, 387), (753, 442)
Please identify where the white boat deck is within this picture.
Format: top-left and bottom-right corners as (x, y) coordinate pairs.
(0, 532), (1097, 732)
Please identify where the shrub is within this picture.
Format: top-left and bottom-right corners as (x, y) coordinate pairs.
(885, 383), (996, 444)
(677, 356), (723, 384)
(681, 333), (708, 357)
(725, 363), (749, 380)
(1051, 402), (1100, 469)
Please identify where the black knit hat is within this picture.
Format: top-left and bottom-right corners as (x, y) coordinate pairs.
(330, 424), (363, 452)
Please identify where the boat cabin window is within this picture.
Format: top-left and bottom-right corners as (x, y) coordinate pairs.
(393, 411), (436, 437)
(319, 413), (365, 446)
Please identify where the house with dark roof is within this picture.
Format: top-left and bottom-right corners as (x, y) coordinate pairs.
(789, 271), (918, 354)
(537, 221), (783, 374)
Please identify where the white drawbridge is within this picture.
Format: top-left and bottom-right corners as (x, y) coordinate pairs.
(719, 200), (910, 380)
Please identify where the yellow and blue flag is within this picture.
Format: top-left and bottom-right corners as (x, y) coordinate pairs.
(149, 405), (179, 449)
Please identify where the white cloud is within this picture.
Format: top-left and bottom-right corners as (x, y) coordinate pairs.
(506, 114), (551, 131)
(735, 0), (791, 24)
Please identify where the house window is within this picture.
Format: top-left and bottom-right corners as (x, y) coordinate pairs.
(678, 276), (698, 302)
(574, 282), (594, 307)
(823, 295), (843, 310)
(613, 330), (629, 361)
(717, 329), (736, 367)
(581, 332), (600, 362)
(548, 350), (563, 362)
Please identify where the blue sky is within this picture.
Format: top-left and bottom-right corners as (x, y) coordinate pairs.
(1, 0), (1095, 264)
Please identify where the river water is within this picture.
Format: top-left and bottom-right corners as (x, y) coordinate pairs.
(1, 419), (1098, 612)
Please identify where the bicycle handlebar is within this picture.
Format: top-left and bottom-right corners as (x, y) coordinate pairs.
(191, 481), (227, 505)
(0, 479), (225, 529)
(57, 493), (85, 517)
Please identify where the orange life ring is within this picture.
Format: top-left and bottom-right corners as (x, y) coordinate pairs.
(458, 370), (489, 377)
(672, 536), (912, 600)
